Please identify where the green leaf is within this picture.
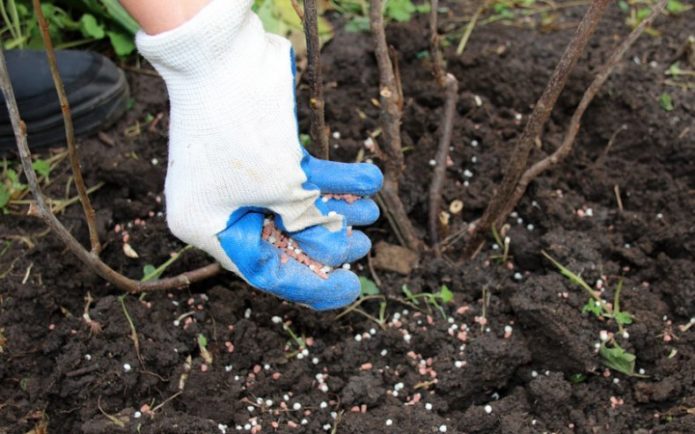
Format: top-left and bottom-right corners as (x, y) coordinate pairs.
(107, 30), (135, 57)
(541, 251), (596, 297)
(659, 93), (674, 112)
(636, 7), (652, 21)
(0, 186), (10, 209)
(614, 311), (633, 326)
(666, 0), (687, 14)
(618, 1), (629, 12)
(600, 343), (637, 376)
(402, 284), (419, 305)
(197, 334), (208, 348)
(31, 159), (51, 179)
(582, 298), (604, 317)
(345, 16), (370, 33)
(666, 63), (683, 76)
(80, 13), (105, 39)
(34, 162), (51, 178)
(386, 0), (416, 22)
(141, 264), (159, 281)
(102, 0), (140, 34)
(437, 284), (453, 304)
(569, 373), (587, 384)
(299, 133), (311, 147)
(359, 276), (380, 296)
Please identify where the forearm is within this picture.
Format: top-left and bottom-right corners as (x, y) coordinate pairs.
(119, 0), (211, 35)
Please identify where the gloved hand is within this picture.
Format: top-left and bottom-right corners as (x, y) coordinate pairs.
(136, 0), (383, 310)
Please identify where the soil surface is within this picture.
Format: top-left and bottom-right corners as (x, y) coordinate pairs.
(1, 1), (694, 433)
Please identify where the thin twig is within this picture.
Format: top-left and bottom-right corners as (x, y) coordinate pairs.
(614, 185), (624, 212)
(0, 47), (221, 293)
(500, 0), (667, 221)
(427, 0), (459, 253)
(303, 0), (329, 159)
(429, 0), (445, 86)
(466, 0), (611, 258)
(33, 0), (100, 254)
(429, 92), (457, 250)
(290, 0), (304, 22)
(370, 0), (421, 252)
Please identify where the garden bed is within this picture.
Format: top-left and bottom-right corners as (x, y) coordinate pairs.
(0, 2), (693, 433)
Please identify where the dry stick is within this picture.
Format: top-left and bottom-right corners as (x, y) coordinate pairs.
(428, 76), (458, 252)
(370, 0), (422, 251)
(33, 0), (100, 254)
(303, 0), (329, 160)
(427, 0), (459, 253)
(0, 50), (221, 293)
(290, 0), (304, 22)
(501, 0), (668, 221)
(465, 0), (611, 258)
(429, 0), (446, 86)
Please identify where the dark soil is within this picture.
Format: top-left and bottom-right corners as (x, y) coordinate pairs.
(1, 2), (694, 433)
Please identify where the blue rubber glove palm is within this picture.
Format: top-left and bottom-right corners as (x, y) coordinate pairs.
(218, 153), (382, 310)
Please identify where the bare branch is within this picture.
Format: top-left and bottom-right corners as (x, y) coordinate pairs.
(370, 0), (422, 251)
(291, 0), (304, 22)
(427, 0), (459, 253)
(0, 48), (221, 293)
(429, 0), (445, 86)
(33, 0), (100, 254)
(303, 0), (329, 159)
(502, 0), (669, 219)
(466, 0), (611, 257)
(428, 75), (458, 252)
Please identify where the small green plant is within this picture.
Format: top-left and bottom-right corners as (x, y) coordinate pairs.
(490, 225), (511, 263)
(253, 0), (333, 54)
(659, 92), (674, 111)
(402, 284), (453, 318)
(332, 0), (430, 33)
(619, 0), (690, 30)
(568, 372), (587, 384)
(543, 251), (634, 329)
(359, 276), (380, 296)
(599, 342), (643, 376)
(543, 251), (644, 376)
(542, 251), (612, 313)
(0, 160), (27, 212)
(197, 334), (213, 364)
(384, 0), (430, 22)
(141, 245), (193, 282)
(0, 0), (137, 55)
(336, 276), (388, 327)
(611, 279), (633, 333)
(283, 322), (308, 358)
(31, 158), (51, 180)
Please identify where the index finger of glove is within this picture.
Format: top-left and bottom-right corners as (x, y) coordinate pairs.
(302, 154), (383, 196)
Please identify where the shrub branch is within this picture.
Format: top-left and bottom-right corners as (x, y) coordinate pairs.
(466, 0), (611, 257)
(33, 0), (101, 254)
(427, 0), (459, 254)
(370, 0), (421, 252)
(502, 0), (669, 220)
(303, 0), (330, 159)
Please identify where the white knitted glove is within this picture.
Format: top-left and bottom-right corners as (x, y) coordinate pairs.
(136, 0), (383, 310)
